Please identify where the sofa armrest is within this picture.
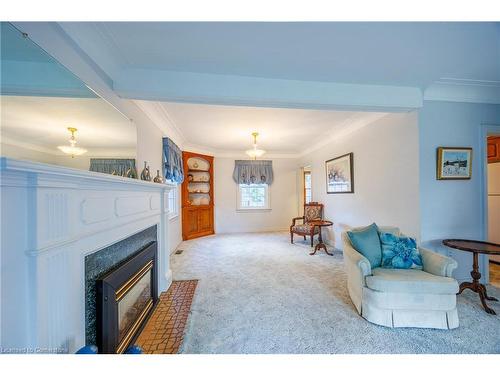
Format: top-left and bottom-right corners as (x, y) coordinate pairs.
(419, 246), (458, 277)
(342, 232), (372, 285)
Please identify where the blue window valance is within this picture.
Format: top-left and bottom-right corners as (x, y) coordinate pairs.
(89, 159), (136, 177)
(162, 137), (184, 183)
(233, 160), (274, 185)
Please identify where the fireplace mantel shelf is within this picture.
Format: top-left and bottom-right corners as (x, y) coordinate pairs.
(0, 157), (175, 190)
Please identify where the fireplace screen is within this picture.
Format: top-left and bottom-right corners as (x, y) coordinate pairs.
(117, 265), (153, 345)
(97, 242), (157, 353)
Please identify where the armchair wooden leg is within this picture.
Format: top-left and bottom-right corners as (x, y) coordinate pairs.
(310, 234), (314, 247)
(290, 232), (294, 244)
(303, 235), (306, 241)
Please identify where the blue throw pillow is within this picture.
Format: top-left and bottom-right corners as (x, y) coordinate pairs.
(379, 232), (423, 269)
(347, 223), (382, 268)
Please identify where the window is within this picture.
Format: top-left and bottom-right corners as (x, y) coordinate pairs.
(237, 184), (270, 210)
(304, 171), (312, 203)
(167, 186), (179, 219)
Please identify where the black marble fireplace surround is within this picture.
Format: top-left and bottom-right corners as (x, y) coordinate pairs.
(85, 225), (157, 347)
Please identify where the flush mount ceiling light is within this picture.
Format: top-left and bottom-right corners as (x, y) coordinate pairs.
(57, 127), (87, 158)
(245, 132), (266, 160)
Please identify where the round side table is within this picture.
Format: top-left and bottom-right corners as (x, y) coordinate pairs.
(443, 239), (500, 315)
(309, 220), (333, 256)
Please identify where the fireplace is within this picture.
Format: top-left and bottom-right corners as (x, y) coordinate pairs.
(0, 158), (175, 353)
(96, 241), (158, 353)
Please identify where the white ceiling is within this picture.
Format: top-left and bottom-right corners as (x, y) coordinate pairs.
(60, 22), (500, 87)
(150, 101), (387, 156)
(1, 96), (136, 154)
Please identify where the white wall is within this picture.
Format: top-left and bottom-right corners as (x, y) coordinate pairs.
(298, 112), (420, 249)
(488, 162), (500, 262)
(133, 102), (188, 254)
(136, 121), (163, 177)
(168, 185), (183, 254)
(214, 157), (299, 233)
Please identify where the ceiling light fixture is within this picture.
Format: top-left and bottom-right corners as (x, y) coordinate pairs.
(57, 127), (87, 158)
(245, 132), (266, 160)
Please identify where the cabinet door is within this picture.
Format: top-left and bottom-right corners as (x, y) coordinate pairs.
(198, 206), (213, 233)
(183, 207), (199, 238)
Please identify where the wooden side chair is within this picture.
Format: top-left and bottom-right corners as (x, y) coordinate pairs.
(290, 202), (324, 247)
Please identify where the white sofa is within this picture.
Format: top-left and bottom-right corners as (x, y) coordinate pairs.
(342, 226), (459, 329)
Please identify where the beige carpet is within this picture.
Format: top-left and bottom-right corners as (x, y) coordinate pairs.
(171, 232), (500, 354)
(490, 262), (500, 288)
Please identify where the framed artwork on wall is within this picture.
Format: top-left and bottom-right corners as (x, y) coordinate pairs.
(436, 147), (472, 180)
(325, 152), (354, 193)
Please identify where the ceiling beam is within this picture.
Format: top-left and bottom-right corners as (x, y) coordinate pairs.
(113, 68), (423, 112)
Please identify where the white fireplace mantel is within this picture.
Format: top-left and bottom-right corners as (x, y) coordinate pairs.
(0, 157), (175, 353)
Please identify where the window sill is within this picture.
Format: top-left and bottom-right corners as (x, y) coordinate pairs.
(236, 208), (272, 212)
(168, 213), (179, 221)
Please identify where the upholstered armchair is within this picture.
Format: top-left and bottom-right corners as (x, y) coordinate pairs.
(342, 226), (460, 329)
(290, 202), (323, 247)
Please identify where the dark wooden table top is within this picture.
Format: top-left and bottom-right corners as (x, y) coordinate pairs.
(309, 220), (333, 227)
(442, 239), (500, 255)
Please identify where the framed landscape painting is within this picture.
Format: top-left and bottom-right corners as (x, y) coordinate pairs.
(436, 147), (472, 180)
(325, 152), (354, 193)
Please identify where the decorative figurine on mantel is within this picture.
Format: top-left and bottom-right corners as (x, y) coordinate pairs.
(153, 170), (164, 183)
(126, 166), (138, 179)
(140, 161), (152, 181)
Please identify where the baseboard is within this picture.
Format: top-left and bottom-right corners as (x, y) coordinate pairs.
(216, 228), (289, 234)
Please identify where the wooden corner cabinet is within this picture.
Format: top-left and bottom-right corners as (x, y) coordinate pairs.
(181, 151), (214, 240)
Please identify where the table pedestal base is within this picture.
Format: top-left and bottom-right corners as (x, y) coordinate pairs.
(458, 252), (498, 315)
(310, 243), (333, 256)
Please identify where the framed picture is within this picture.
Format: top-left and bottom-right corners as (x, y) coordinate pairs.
(325, 152), (354, 193)
(436, 147), (472, 180)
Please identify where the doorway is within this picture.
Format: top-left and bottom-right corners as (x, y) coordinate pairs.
(487, 134), (500, 287)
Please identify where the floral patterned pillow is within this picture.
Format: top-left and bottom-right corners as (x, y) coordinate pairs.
(378, 232), (423, 269)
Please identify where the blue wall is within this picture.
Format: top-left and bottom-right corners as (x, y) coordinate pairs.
(419, 101), (500, 281)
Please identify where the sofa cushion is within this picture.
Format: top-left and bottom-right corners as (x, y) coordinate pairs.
(347, 223), (382, 268)
(292, 223), (319, 234)
(366, 268), (459, 294)
(379, 232), (423, 270)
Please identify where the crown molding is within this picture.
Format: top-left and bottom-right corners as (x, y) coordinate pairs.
(133, 100), (186, 147)
(136, 107), (390, 160)
(424, 78), (500, 104)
